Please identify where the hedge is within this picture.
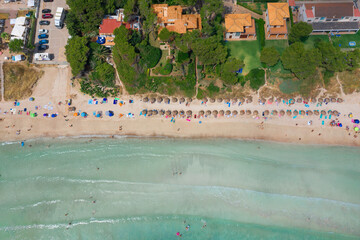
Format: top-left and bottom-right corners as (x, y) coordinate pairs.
(255, 18), (265, 50)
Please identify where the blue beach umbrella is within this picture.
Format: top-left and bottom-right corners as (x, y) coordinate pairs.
(29, 97), (35, 101)
(81, 112), (87, 117)
(43, 113), (48, 117)
(51, 114), (57, 118)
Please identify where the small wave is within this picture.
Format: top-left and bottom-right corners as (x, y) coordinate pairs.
(10, 200), (61, 210)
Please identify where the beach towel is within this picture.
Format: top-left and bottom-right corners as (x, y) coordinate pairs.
(325, 116), (327, 120)
(329, 115), (331, 119)
(186, 119), (190, 122)
(88, 99), (93, 104)
(113, 100), (118, 104)
(293, 116), (297, 119)
(322, 121), (325, 125)
(305, 104), (309, 108)
(320, 114), (323, 119)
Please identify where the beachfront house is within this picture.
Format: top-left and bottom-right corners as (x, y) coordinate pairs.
(97, 9), (141, 47)
(297, 1), (360, 34)
(152, 4), (202, 34)
(265, 2), (290, 39)
(224, 13), (256, 40)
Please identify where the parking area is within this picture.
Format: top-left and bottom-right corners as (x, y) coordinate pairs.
(34, 0), (69, 65)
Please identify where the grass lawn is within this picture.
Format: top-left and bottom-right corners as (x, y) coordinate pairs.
(303, 35), (329, 49)
(226, 41), (261, 75)
(331, 31), (360, 49)
(265, 40), (288, 53)
(3, 63), (43, 101)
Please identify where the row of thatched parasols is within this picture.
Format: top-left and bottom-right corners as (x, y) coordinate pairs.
(141, 109), (340, 117)
(142, 97), (253, 104)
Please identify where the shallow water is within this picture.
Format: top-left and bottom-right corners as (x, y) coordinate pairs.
(0, 138), (359, 239)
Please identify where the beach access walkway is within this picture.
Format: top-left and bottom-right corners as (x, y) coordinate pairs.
(0, 61), (4, 102)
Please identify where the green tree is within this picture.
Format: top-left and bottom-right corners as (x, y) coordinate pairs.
(192, 36), (227, 65)
(281, 42), (321, 80)
(288, 22), (313, 43)
(247, 68), (265, 90)
(220, 57), (244, 85)
(91, 62), (115, 87)
(1, 32), (10, 41)
(139, 43), (161, 68)
(92, 45), (111, 62)
(345, 49), (360, 70)
(316, 41), (346, 72)
(139, 0), (156, 35)
(158, 28), (171, 42)
(66, 0), (105, 35)
(174, 30), (200, 52)
(124, 0), (137, 20)
(260, 47), (280, 67)
(65, 36), (89, 76)
(9, 39), (23, 53)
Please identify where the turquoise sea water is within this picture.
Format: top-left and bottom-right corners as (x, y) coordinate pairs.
(0, 138), (359, 240)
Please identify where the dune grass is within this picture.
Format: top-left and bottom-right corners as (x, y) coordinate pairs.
(3, 63), (43, 100)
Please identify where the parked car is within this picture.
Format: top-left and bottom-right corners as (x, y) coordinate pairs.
(39, 39), (49, 45)
(38, 45), (49, 51)
(42, 9), (51, 13)
(39, 20), (50, 25)
(43, 0), (53, 2)
(38, 34), (48, 39)
(42, 14), (53, 19)
(39, 29), (48, 34)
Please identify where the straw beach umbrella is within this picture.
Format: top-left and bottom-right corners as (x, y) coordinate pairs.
(253, 110), (259, 116)
(232, 110), (238, 116)
(293, 110), (299, 116)
(212, 110), (218, 116)
(160, 109), (165, 115)
(232, 98), (238, 103)
(321, 110), (327, 115)
(296, 98), (302, 103)
(331, 98), (336, 103)
(172, 110), (178, 116)
(217, 98), (223, 103)
(310, 98), (316, 103)
(210, 98), (215, 103)
(199, 110), (205, 116)
(280, 110), (285, 116)
(263, 110), (269, 116)
(328, 110), (333, 115)
(179, 97), (185, 103)
(240, 110), (245, 115)
(150, 97), (156, 104)
(300, 110), (305, 115)
(268, 98), (273, 104)
(225, 98), (230, 103)
(324, 98), (330, 103)
(314, 110), (319, 116)
(307, 110), (313, 116)
(333, 110), (339, 116)
(246, 110), (251, 115)
(180, 110), (185, 116)
(143, 97), (149, 102)
(202, 98), (208, 103)
(164, 97), (170, 104)
(172, 97), (178, 103)
(286, 110), (292, 116)
(148, 110), (153, 116)
(166, 110), (171, 116)
(246, 97), (252, 103)
(157, 96), (163, 103)
(206, 110), (211, 116)
(186, 110), (192, 116)
(219, 110), (224, 116)
(142, 109), (148, 115)
(186, 98), (192, 103)
(337, 98), (343, 103)
(153, 110), (159, 115)
(272, 110), (278, 115)
(239, 97), (245, 103)
(318, 98), (323, 103)
(225, 110), (231, 116)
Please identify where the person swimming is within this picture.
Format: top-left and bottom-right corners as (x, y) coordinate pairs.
(185, 225), (190, 231)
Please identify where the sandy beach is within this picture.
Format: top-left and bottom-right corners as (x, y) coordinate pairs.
(1, 66), (360, 146)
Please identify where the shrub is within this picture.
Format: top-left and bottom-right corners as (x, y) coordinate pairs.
(159, 61), (173, 75)
(177, 51), (189, 63)
(247, 68), (265, 90)
(9, 39), (24, 53)
(207, 82), (220, 96)
(255, 19), (265, 49)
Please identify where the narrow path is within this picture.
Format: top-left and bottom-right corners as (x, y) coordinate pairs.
(336, 73), (345, 96)
(0, 61), (4, 102)
(195, 56), (199, 98)
(111, 58), (128, 96)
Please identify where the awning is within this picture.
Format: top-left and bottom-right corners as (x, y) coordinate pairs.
(28, 0), (35, 7)
(11, 25), (26, 37)
(15, 17), (26, 26)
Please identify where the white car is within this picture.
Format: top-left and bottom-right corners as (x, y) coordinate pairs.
(38, 29), (48, 34)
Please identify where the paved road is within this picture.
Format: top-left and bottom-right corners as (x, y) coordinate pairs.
(0, 62), (4, 102)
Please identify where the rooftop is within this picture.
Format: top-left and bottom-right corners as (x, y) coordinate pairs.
(312, 21), (360, 31)
(267, 3), (290, 26)
(99, 19), (122, 34)
(304, 3), (354, 19)
(225, 14), (252, 32)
